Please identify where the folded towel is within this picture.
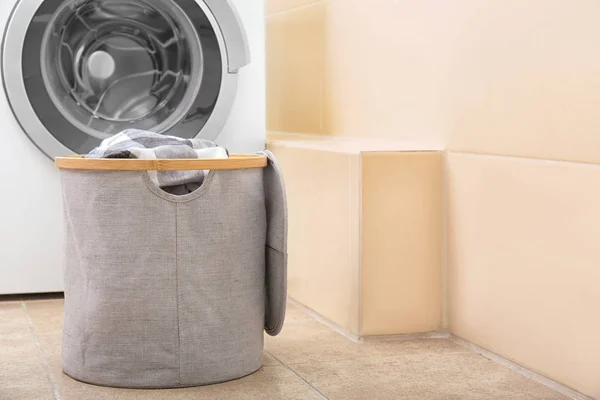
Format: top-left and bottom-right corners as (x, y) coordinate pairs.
(86, 129), (229, 194)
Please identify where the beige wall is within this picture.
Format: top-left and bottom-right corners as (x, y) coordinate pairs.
(266, 2), (325, 134)
(444, 1), (600, 396)
(265, 0), (450, 144)
(266, 0), (600, 161)
(267, 0), (600, 396)
(447, 153), (600, 397)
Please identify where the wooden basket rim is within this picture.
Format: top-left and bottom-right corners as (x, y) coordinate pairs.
(55, 154), (267, 171)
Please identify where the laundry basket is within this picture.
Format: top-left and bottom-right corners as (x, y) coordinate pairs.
(55, 152), (287, 389)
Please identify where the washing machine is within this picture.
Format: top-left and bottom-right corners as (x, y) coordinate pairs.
(0, 0), (265, 294)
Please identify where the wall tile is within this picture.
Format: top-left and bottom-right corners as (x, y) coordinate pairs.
(444, 0), (600, 164)
(266, 3), (325, 134)
(267, 142), (359, 332)
(447, 152), (600, 397)
(361, 152), (443, 335)
(322, 0), (452, 145)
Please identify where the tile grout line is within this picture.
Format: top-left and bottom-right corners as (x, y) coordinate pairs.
(440, 152), (449, 330)
(266, 351), (329, 399)
(360, 331), (452, 343)
(278, 350), (475, 367)
(449, 336), (592, 400)
(357, 152), (363, 337)
(21, 302), (62, 400)
(449, 149), (600, 168)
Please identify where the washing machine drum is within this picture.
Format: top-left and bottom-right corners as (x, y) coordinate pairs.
(3, 0), (250, 159)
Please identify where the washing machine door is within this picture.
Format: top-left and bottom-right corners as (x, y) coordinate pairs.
(2, 0), (249, 159)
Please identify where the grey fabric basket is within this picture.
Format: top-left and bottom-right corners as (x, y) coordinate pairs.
(56, 151), (287, 389)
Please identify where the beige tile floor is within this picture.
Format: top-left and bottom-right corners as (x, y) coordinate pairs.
(0, 297), (572, 400)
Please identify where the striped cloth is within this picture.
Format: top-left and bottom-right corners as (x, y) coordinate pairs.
(86, 129), (229, 195)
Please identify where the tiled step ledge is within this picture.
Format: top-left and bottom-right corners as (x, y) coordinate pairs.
(267, 132), (444, 338)
(267, 132), (444, 153)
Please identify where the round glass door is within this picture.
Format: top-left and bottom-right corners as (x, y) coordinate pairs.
(3, 0), (244, 158)
(41, 0), (205, 140)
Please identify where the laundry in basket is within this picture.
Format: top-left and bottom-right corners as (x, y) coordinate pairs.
(55, 137), (287, 388)
(85, 129), (230, 194)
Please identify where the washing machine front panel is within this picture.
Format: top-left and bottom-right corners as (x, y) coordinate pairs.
(3, 0), (249, 159)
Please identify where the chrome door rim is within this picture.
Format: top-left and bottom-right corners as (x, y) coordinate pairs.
(2, 0), (240, 159)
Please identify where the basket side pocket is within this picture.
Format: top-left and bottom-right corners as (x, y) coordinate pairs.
(262, 150), (288, 336)
(265, 246), (287, 336)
